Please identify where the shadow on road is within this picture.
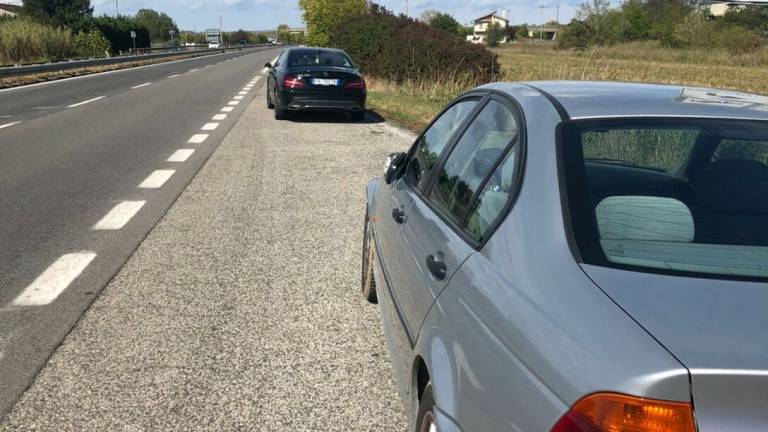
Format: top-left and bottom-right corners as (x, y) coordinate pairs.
(284, 110), (385, 125)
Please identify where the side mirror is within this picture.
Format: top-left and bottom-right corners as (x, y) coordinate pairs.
(264, 62), (272, 69)
(384, 152), (407, 184)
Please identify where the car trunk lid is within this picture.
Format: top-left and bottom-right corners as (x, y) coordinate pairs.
(287, 67), (361, 90)
(581, 264), (768, 432)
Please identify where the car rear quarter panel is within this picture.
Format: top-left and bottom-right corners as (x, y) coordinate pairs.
(413, 85), (691, 431)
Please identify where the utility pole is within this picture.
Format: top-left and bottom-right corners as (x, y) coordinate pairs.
(405, 0), (409, 17)
(539, 3), (545, 40)
(115, 0), (119, 16)
(219, 16), (223, 47)
(556, 3), (560, 24)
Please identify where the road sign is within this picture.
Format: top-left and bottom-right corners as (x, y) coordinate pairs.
(130, 30), (136, 39)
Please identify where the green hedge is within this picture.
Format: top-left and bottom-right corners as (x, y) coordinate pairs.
(75, 16), (150, 53)
(328, 7), (498, 85)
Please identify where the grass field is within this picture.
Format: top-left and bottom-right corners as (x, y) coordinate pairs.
(368, 41), (768, 132)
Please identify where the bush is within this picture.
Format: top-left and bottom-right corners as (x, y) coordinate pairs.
(329, 7), (498, 85)
(74, 28), (110, 57)
(0, 17), (78, 64)
(75, 16), (150, 53)
(717, 26), (764, 55)
(557, 19), (593, 49)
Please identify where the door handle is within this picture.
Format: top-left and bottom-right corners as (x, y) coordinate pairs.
(426, 254), (447, 281)
(391, 208), (406, 224)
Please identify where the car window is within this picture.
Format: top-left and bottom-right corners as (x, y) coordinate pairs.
(464, 147), (518, 242)
(428, 99), (519, 225)
(287, 50), (353, 68)
(563, 119), (768, 280)
(582, 127), (698, 172)
(405, 99), (478, 190)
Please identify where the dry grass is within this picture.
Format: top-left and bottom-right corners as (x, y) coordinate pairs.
(367, 42), (768, 132)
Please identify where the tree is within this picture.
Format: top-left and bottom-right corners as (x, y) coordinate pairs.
(485, 22), (503, 47)
(722, 5), (768, 38)
(426, 11), (460, 34)
(299, 0), (367, 46)
(230, 29), (249, 44)
(22, 0), (93, 27)
(135, 9), (178, 44)
(276, 23), (290, 43)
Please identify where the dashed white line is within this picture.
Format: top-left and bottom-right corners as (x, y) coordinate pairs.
(212, 114), (227, 121)
(201, 122), (219, 131)
(139, 169), (175, 189)
(221, 106), (234, 113)
(168, 74), (180, 78)
(93, 201), (146, 230)
(243, 86), (253, 90)
(66, 96), (105, 108)
(188, 133), (209, 144)
(12, 252), (97, 306)
(238, 91), (248, 95)
(167, 149), (195, 162)
(189, 68), (199, 73)
(0, 121), (21, 130)
(228, 100), (240, 106)
(131, 82), (152, 89)
(233, 95), (244, 100)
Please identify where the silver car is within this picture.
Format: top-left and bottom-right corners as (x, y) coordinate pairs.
(362, 81), (768, 432)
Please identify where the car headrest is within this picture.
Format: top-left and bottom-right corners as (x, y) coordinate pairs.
(596, 196), (695, 242)
(697, 159), (768, 212)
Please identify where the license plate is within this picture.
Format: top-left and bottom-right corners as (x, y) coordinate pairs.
(311, 78), (339, 86)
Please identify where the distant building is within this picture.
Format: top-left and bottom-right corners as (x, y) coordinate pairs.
(0, 3), (21, 17)
(467, 11), (509, 45)
(528, 26), (561, 41)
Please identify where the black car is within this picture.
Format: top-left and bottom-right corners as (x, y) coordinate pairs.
(265, 47), (367, 121)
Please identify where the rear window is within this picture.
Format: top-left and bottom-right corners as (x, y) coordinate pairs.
(562, 119), (768, 280)
(287, 50), (353, 68)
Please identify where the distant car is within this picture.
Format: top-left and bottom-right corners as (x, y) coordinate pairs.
(362, 81), (768, 432)
(265, 47), (366, 121)
(208, 42), (220, 49)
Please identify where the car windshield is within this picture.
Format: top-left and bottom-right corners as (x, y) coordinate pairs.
(562, 119), (768, 280)
(287, 50), (353, 68)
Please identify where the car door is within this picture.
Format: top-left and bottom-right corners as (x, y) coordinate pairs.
(375, 95), (482, 343)
(268, 51), (285, 95)
(395, 95), (522, 340)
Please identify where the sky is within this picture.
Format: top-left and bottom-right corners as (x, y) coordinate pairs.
(5, 0), (584, 31)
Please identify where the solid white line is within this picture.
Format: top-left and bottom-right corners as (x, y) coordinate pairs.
(233, 95), (244, 100)
(201, 122), (219, 131)
(131, 82), (152, 89)
(189, 68), (199, 73)
(13, 252), (97, 306)
(66, 96), (105, 108)
(93, 201), (146, 230)
(138, 169), (175, 189)
(188, 133), (209, 144)
(0, 121), (21, 130)
(228, 100), (240, 106)
(238, 91), (248, 95)
(212, 114), (227, 121)
(167, 148), (195, 162)
(168, 74), (180, 78)
(221, 106), (234, 112)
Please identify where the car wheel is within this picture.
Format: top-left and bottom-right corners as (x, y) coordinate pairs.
(351, 110), (366, 122)
(416, 383), (437, 432)
(266, 87), (275, 109)
(361, 210), (378, 304)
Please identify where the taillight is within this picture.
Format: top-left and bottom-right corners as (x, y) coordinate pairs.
(550, 393), (696, 432)
(344, 78), (366, 89)
(283, 74), (305, 89)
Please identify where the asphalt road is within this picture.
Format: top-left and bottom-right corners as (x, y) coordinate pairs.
(0, 47), (284, 418)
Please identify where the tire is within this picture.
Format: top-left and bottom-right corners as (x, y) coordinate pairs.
(266, 88), (275, 109)
(361, 210), (378, 304)
(351, 110), (366, 122)
(415, 383), (437, 432)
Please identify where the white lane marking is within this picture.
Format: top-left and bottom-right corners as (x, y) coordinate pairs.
(221, 106), (234, 112)
(139, 169), (175, 189)
(13, 252), (97, 306)
(238, 91), (248, 95)
(188, 133), (209, 144)
(212, 114), (227, 121)
(228, 100), (240, 106)
(189, 68), (199, 73)
(93, 201), (146, 230)
(131, 82), (152, 89)
(243, 86), (253, 90)
(233, 95), (244, 100)
(201, 122), (219, 131)
(32, 106), (60, 110)
(168, 74), (180, 78)
(66, 96), (105, 108)
(167, 149), (195, 162)
(0, 121), (21, 130)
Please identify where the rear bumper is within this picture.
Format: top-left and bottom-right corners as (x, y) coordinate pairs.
(279, 91), (366, 112)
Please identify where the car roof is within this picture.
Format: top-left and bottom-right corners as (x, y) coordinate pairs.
(285, 46), (348, 54)
(482, 81), (768, 121)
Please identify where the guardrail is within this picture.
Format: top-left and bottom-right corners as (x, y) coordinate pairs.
(0, 44), (277, 79)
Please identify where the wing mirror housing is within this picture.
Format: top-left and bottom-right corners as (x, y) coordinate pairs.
(264, 62), (272, 69)
(384, 152), (407, 184)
